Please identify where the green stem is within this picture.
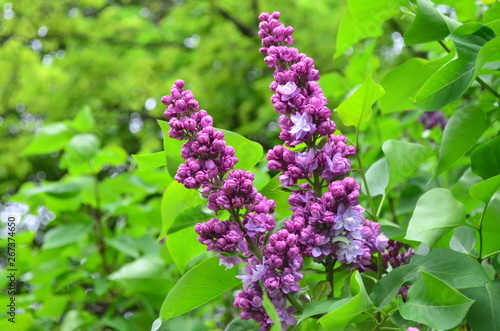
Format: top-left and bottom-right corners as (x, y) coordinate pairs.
(477, 200), (490, 262)
(284, 293), (304, 313)
(90, 173), (110, 275)
(325, 256), (335, 298)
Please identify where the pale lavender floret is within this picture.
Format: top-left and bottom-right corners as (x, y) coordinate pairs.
(276, 81), (300, 101)
(244, 213), (275, 236)
(237, 258), (268, 289)
(407, 328), (420, 331)
(322, 152), (350, 182)
(218, 254), (243, 269)
(336, 239), (365, 264)
(333, 203), (364, 235)
(289, 112), (316, 140)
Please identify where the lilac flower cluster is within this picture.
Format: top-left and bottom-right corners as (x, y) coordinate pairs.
(162, 80), (237, 189)
(162, 81), (299, 331)
(259, 10), (388, 272)
(417, 111), (447, 130)
(382, 240), (415, 270)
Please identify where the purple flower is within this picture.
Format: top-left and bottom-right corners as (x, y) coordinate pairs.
(333, 203), (364, 235)
(237, 260), (268, 289)
(289, 112), (316, 140)
(336, 239), (365, 264)
(322, 152), (350, 182)
(277, 81), (299, 101)
(218, 254), (243, 269)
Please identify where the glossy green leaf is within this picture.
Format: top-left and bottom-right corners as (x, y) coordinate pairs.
(470, 175), (500, 203)
(159, 181), (204, 239)
(482, 199), (500, 257)
(160, 257), (240, 321)
(434, 107), (486, 178)
(225, 319), (258, 331)
(42, 223), (93, 249)
(335, 0), (403, 57)
(379, 54), (454, 114)
(406, 188), (467, 247)
(24, 122), (74, 155)
(398, 271), (474, 330)
(450, 226), (477, 255)
(371, 264), (420, 309)
(262, 294), (282, 331)
(414, 23), (496, 111)
(471, 136), (500, 180)
(108, 255), (165, 280)
(474, 37), (500, 78)
(363, 157), (389, 197)
(220, 128), (263, 172)
(404, 0), (460, 45)
(410, 248), (489, 289)
(158, 120), (185, 179)
(298, 299), (349, 324)
(461, 282), (500, 331)
(133, 151), (167, 171)
(319, 271), (373, 330)
(382, 140), (434, 192)
(336, 74), (385, 128)
(71, 106), (95, 132)
(166, 226), (206, 274)
(484, 3), (500, 35)
(259, 174), (293, 219)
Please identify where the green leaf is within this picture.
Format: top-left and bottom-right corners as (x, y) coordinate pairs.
(474, 37), (500, 78)
(414, 23), (496, 111)
(133, 152), (167, 171)
(336, 74), (385, 128)
(363, 157), (389, 197)
(71, 106), (95, 132)
(450, 226), (477, 255)
(461, 282), (500, 331)
(60, 133), (101, 170)
(319, 271), (373, 330)
(225, 319), (258, 331)
(159, 181), (204, 239)
(379, 54), (454, 114)
(335, 0), (403, 57)
(405, 188), (467, 247)
(259, 174), (293, 219)
(105, 235), (140, 259)
(382, 140), (434, 192)
(94, 145), (128, 169)
(42, 223), (93, 249)
(298, 299), (349, 324)
(24, 122), (73, 155)
(370, 264), (420, 309)
(404, 0), (460, 45)
(410, 248), (489, 289)
(470, 175), (500, 203)
(158, 120), (185, 179)
(108, 255), (165, 280)
(262, 294), (282, 331)
(434, 107), (487, 178)
(398, 271), (474, 330)
(160, 257), (240, 321)
(220, 128), (263, 172)
(471, 135), (500, 180)
(166, 227), (206, 274)
(484, 3), (500, 35)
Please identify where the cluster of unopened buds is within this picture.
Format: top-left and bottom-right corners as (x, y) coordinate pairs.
(161, 11), (390, 331)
